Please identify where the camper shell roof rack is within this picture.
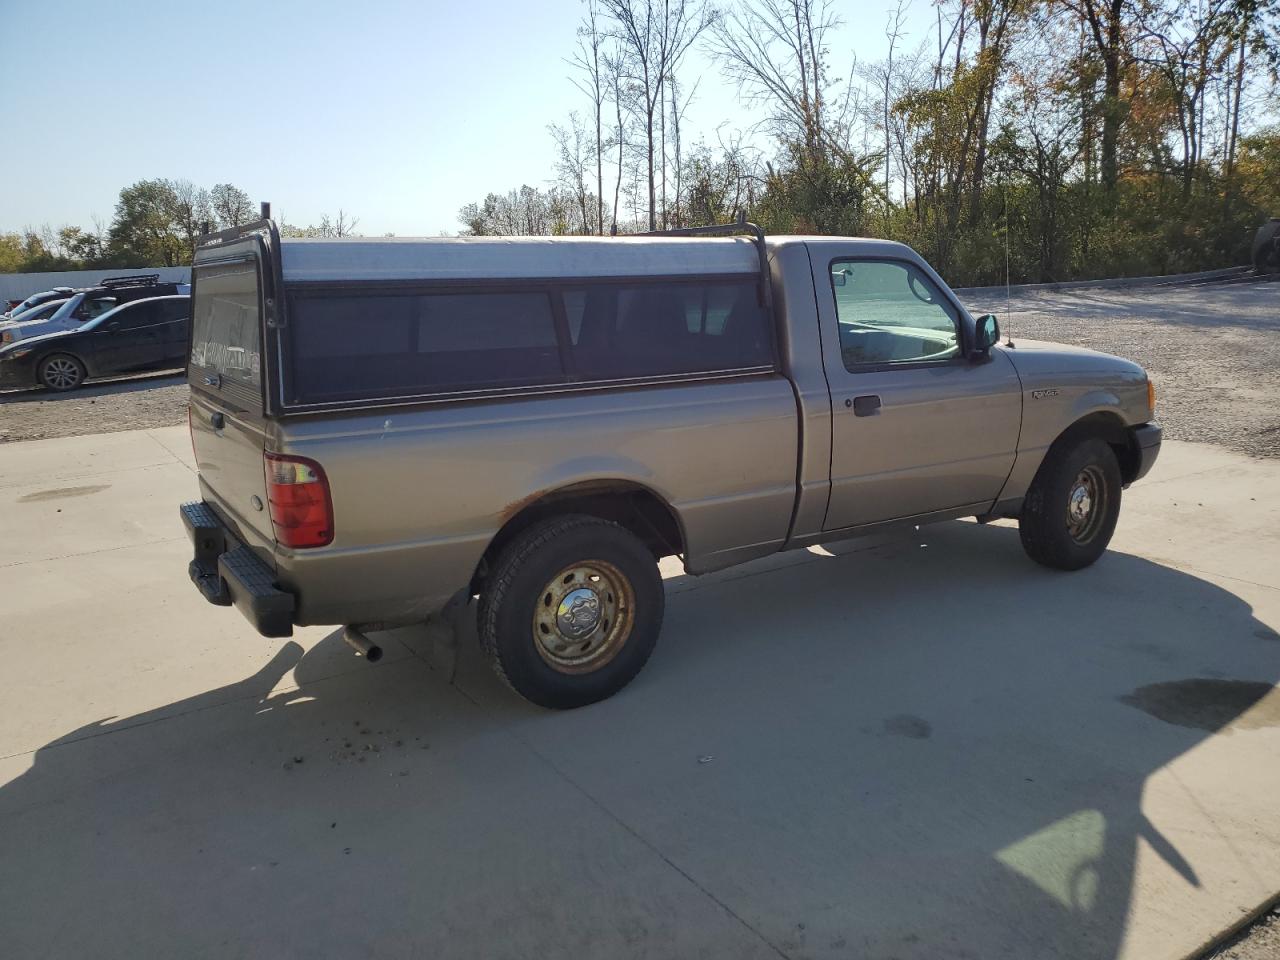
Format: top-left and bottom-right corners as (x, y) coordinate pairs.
(197, 202), (276, 250)
(638, 215), (773, 310)
(197, 219), (275, 249)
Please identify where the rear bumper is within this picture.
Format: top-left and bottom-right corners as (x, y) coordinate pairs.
(1128, 423), (1162, 484)
(181, 501), (295, 637)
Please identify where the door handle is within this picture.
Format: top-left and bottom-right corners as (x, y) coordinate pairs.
(851, 395), (882, 416)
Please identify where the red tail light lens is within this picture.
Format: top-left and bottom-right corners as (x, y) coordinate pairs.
(264, 452), (334, 548)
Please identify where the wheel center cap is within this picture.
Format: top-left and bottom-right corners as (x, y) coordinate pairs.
(1069, 485), (1092, 522)
(557, 588), (602, 640)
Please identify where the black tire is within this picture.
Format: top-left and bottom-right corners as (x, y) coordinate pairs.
(38, 353), (86, 392)
(478, 514), (664, 709)
(1019, 434), (1123, 570)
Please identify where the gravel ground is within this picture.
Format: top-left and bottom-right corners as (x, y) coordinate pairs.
(1, 278), (1277, 451)
(1201, 903), (1280, 960)
(0, 371), (187, 443)
(966, 277), (1280, 458)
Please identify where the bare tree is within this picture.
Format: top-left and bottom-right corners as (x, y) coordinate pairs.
(459, 186), (590, 236)
(1138, 0), (1237, 197)
(600, 0), (715, 230)
(681, 131), (764, 225)
(604, 46), (638, 233)
(707, 0), (843, 160)
(667, 73), (701, 227)
(170, 179), (212, 256)
(209, 183), (255, 229)
(570, 0), (608, 234)
(319, 210), (361, 237)
(867, 0), (911, 230)
(550, 112), (600, 233)
(968, 0), (1024, 222)
(1058, 0), (1135, 193)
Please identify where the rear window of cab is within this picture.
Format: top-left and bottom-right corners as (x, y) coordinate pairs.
(282, 278), (774, 407)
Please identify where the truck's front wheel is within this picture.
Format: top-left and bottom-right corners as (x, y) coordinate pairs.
(1019, 435), (1122, 570)
(478, 515), (664, 709)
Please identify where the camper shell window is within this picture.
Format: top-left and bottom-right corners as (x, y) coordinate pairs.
(281, 276), (774, 407)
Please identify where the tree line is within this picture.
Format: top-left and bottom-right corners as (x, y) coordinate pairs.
(460, 0), (1280, 285)
(0, 179), (361, 275)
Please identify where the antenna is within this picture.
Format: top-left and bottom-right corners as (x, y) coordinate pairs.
(1004, 176), (1013, 343)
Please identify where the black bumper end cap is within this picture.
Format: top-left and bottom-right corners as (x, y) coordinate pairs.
(1129, 423), (1162, 483)
(219, 546), (295, 638)
(181, 501), (295, 638)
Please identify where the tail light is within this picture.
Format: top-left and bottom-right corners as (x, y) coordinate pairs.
(264, 452), (334, 548)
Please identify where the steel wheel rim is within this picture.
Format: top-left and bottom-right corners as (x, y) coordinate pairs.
(43, 357), (79, 389)
(532, 559), (635, 674)
(1066, 464), (1107, 544)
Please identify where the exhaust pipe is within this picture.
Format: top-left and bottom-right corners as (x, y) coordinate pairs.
(343, 626), (383, 663)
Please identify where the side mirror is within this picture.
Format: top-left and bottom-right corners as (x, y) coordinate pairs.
(971, 314), (1000, 359)
(831, 268), (848, 287)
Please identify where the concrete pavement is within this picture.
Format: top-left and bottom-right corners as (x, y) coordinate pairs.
(1, 426), (1278, 959)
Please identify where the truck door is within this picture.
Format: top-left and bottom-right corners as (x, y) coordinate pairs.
(811, 250), (1022, 531)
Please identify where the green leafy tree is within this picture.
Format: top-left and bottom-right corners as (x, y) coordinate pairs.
(106, 179), (186, 267)
(0, 233), (26, 273)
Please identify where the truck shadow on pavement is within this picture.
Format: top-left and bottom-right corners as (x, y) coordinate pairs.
(2, 522), (1277, 959)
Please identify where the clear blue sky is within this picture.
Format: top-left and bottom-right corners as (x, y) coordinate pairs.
(0, 0), (932, 237)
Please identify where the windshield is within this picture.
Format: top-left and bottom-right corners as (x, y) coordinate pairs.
(11, 299), (69, 323)
(46, 294), (85, 323)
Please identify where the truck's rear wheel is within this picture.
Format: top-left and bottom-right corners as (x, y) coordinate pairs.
(1019, 435), (1122, 570)
(478, 515), (664, 709)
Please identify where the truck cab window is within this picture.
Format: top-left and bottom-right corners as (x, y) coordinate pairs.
(830, 260), (960, 370)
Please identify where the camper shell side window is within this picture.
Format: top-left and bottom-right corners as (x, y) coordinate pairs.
(279, 275), (775, 409)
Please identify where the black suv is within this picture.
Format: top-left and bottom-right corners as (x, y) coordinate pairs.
(61, 274), (189, 324)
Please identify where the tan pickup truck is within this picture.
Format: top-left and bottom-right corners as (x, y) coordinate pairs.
(182, 219), (1160, 708)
